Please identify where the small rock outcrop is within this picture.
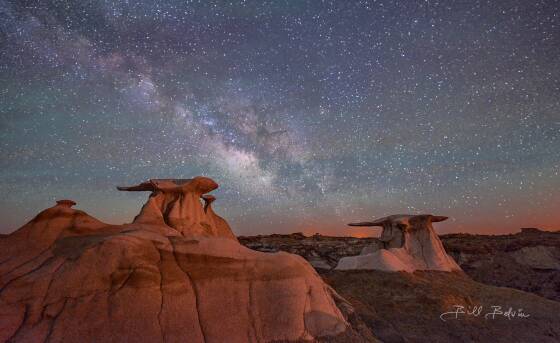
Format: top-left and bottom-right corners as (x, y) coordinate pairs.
(0, 177), (363, 342)
(55, 200), (77, 208)
(520, 227), (544, 234)
(336, 214), (461, 272)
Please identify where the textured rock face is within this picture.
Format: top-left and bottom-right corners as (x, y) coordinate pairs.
(325, 270), (560, 343)
(444, 229), (560, 302)
(241, 234), (560, 342)
(239, 233), (377, 270)
(117, 177), (237, 240)
(511, 246), (560, 269)
(336, 214), (461, 272)
(0, 177), (359, 342)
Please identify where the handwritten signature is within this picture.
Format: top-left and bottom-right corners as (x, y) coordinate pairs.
(440, 305), (530, 322)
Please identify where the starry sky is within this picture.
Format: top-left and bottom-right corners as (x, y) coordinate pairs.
(1, 0), (559, 236)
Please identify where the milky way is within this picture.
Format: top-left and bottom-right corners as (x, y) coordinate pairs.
(1, 1), (559, 235)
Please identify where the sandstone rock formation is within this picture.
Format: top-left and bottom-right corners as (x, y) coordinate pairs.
(336, 214), (461, 272)
(0, 177), (362, 342)
(116, 177), (237, 240)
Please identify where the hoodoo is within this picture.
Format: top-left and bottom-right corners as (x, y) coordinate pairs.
(336, 214), (461, 272)
(0, 177), (359, 342)
(117, 177), (237, 240)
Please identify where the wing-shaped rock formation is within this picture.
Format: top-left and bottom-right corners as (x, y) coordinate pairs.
(336, 214), (461, 272)
(0, 177), (363, 342)
(116, 177), (236, 240)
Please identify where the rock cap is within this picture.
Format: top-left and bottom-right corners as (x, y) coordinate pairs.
(117, 177), (218, 194)
(55, 199), (77, 208)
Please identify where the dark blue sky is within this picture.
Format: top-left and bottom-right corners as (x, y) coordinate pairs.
(1, 0), (559, 236)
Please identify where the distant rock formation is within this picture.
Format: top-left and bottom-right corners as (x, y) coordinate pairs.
(0, 177), (364, 342)
(240, 232), (560, 342)
(239, 234), (378, 269)
(444, 229), (560, 301)
(520, 227), (544, 234)
(336, 214), (461, 272)
(240, 229), (560, 302)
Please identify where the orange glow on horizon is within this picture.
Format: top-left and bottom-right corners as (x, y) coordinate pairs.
(347, 231), (377, 238)
(299, 226), (379, 238)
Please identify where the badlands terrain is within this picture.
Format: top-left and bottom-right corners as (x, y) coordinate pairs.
(240, 228), (560, 342)
(240, 227), (560, 302)
(0, 177), (559, 342)
(0, 178), (362, 342)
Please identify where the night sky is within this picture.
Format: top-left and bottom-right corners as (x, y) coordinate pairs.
(1, 1), (559, 236)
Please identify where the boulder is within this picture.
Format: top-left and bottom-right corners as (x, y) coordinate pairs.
(336, 214), (461, 272)
(0, 177), (359, 342)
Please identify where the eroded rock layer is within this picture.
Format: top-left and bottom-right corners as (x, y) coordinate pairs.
(0, 177), (362, 342)
(239, 228), (560, 302)
(336, 214), (461, 272)
(117, 177), (236, 240)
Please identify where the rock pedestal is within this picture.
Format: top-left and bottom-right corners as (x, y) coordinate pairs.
(117, 177), (237, 240)
(336, 214), (461, 272)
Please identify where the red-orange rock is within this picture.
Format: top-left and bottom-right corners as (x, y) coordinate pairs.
(117, 177), (236, 240)
(0, 177), (358, 342)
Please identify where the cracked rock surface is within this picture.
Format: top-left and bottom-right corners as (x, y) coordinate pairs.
(0, 177), (368, 342)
